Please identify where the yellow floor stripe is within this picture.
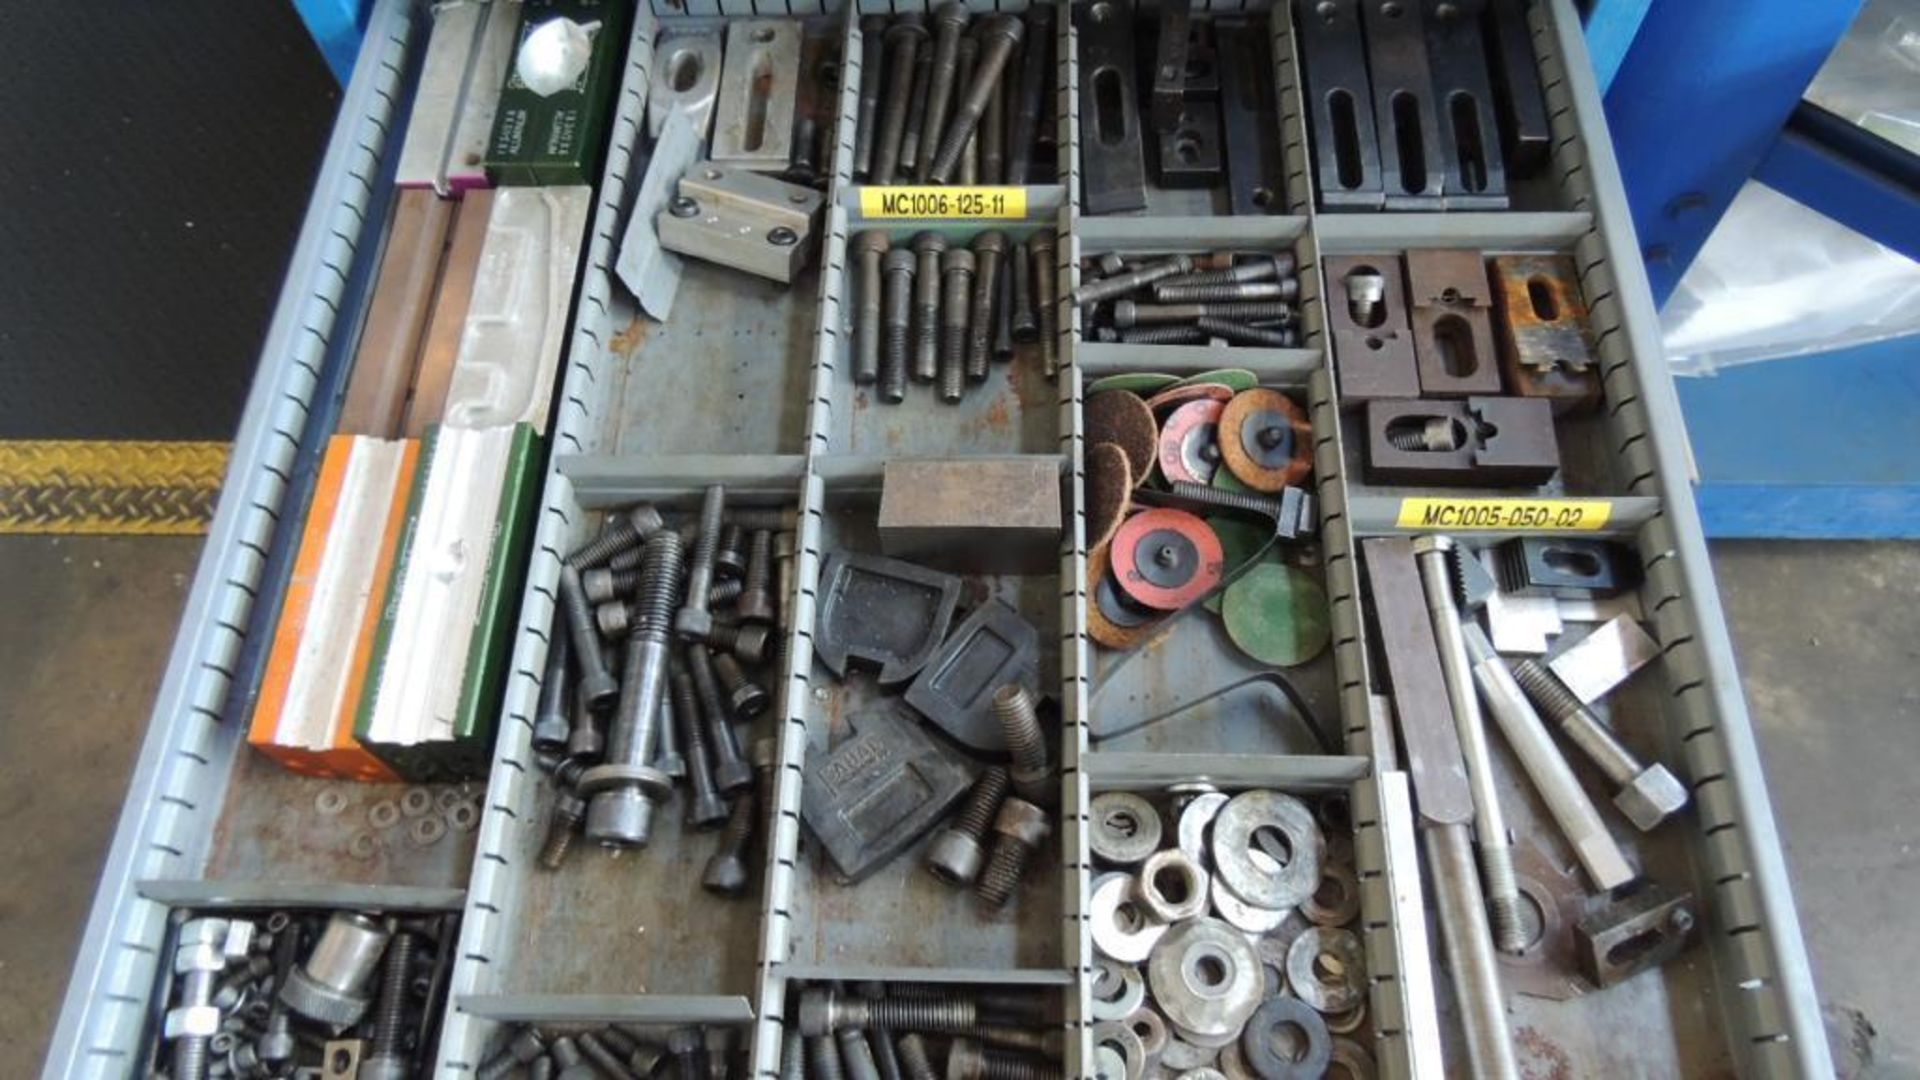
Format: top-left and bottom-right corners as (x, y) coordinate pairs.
(0, 440), (230, 535)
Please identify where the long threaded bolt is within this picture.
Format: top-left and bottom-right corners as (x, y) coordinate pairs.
(673, 668), (729, 828)
(579, 1032), (640, 1080)
(1073, 254), (1194, 306)
(564, 505), (665, 569)
(538, 790), (587, 870)
(898, 1034), (938, 1080)
(780, 1028), (806, 1080)
(653, 683), (685, 779)
(737, 528), (776, 624)
(975, 796), (1051, 908)
(533, 613), (574, 753)
(993, 685), (1053, 804)
(994, 256), (1016, 361)
(364, 928), (414, 1071)
(946, 1037), (1060, 1080)
(1005, 5), (1052, 183)
(585, 531), (685, 847)
(715, 523), (748, 581)
(1414, 538), (1526, 954)
(855, 16), (889, 178)
(1426, 824), (1521, 1079)
(918, 3), (971, 184)
(900, 41), (936, 175)
(925, 766), (1010, 886)
(1158, 254), (1296, 288)
(1009, 240), (1037, 342)
(968, 233), (1006, 380)
(838, 1027), (883, 1080)
(1194, 317), (1297, 348)
(810, 1034), (847, 1080)
(675, 485), (727, 641)
(701, 790), (757, 898)
(852, 232), (889, 387)
(477, 1029), (546, 1080)
(928, 15), (1024, 182)
(1113, 299), (1295, 328)
(1029, 231), (1058, 378)
(940, 248), (977, 403)
(713, 651), (770, 719)
(1153, 279), (1296, 303)
(956, 35), (981, 185)
(688, 646), (753, 794)
(558, 565), (620, 710)
(873, 18), (927, 183)
(911, 232), (948, 383)
(981, 37), (1008, 184)
(798, 988), (979, 1036)
(1118, 324), (1208, 345)
(882, 248), (916, 403)
(668, 1027), (710, 1080)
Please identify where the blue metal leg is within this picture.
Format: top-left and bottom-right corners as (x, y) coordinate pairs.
(1581, 0), (1653, 95)
(1601, 0), (1862, 305)
(1755, 103), (1920, 267)
(296, 0), (372, 84)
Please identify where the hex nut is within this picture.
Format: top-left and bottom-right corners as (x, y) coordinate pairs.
(1615, 764), (1689, 831)
(164, 1005), (221, 1039)
(1136, 849), (1210, 924)
(1089, 792), (1163, 865)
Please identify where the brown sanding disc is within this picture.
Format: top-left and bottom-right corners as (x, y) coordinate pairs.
(1087, 543), (1163, 650)
(1086, 442), (1133, 554)
(1219, 387), (1313, 492)
(1145, 382), (1235, 414)
(1086, 390), (1158, 488)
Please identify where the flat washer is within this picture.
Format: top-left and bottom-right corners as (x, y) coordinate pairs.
(367, 800), (401, 830)
(314, 789), (348, 816)
(348, 830), (380, 861)
(1123, 1004), (1170, 1058)
(1092, 1022), (1149, 1080)
(1147, 918), (1264, 1040)
(1176, 792), (1231, 864)
(1219, 388), (1312, 492)
(1286, 926), (1367, 1014)
(408, 814), (447, 847)
(1157, 399), (1226, 485)
(1091, 873), (1170, 963)
(1089, 544), (1163, 650)
(1221, 564), (1331, 668)
(1211, 790), (1322, 910)
(1211, 875), (1291, 934)
(400, 787), (435, 818)
(1303, 862), (1361, 926)
(1239, 997), (1331, 1080)
(1328, 1036), (1376, 1079)
(1090, 792), (1164, 865)
(1111, 509), (1224, 611)
(1090, 958), (1148, 1020)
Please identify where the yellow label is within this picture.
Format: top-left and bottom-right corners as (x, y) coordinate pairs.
(1396, 497), (1613, 532)
(860, 186), (1028, 219)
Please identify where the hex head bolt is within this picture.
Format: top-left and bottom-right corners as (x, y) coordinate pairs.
(855, 16), (891, 178)
(940, 248), (977, 402)
(671, 667), (730, 828)
(1009, 240), (1038, 343)
(853, 231), (892, 386)
(1425, 824), (1521, 1080)
(1459, 625), (1636, 890)
(532, 614), (574, 753)
(668, 1027), (710, 1080)
(898, 1034), (939, 1080)
(673, 485), (726, 644)
(945, 1037), (1059, 1080)
(928, 15), (1024, 183)
(917, 3), (971, 184)
(1071, 254), (1194, 307)
(992, 685), (1054, 805)
(737, 528), (776, 624)
(558, 564), (620, 711)
(1510, 659), (1690, 831)
(911, 232), (949, 383)
(798, 987), (978, 1036)
(477, 1028), (547, 1080)
(565, 504), (666, 569)
(873, 17), (928, 184)
(688, 645), (754, 794)
(925, 765), (1011, 886)
(537, 788), (587, 871)
(966, 232), (1007, 380)
(1193, 317), (1297, 348)
(357, 929), (415, 1080)
(882, 248), (917, 403)
(581, 531), (685, 847)
(1413, 537), (1526, 954)
(713, 651), (770, 719)
(1153, 279), (1297, 303)
(1028, 230), (1058, 378)
(900, 39), (937, 175)
(974, 796), (1051, 908)
(1005, 6), (1052, 183)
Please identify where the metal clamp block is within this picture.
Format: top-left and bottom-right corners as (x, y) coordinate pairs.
(1363, 397), (1559, 487)
(709, 20), (801, 171)
(903, 598), (1040, 754)
(1406, 249), (1502, 397)
(1327, 255), (1418, 401)
(799, 705), (974, 883)
(656, 163), (824, 284)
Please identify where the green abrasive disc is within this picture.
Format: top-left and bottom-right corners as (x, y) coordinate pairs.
(1089, 372), (1181, 394)
(1173, 368), (1258, 392)
(1205, 516), (1270, 613)
(1222, 563), (1330, 667)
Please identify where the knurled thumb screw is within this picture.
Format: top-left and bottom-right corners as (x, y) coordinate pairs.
(737, 528), (776, 624)
(674, 484), (727, 641)
(882, 248), (916, 403)
(940, 248), (977, 403)
(928, 15), (1024, 182)
(538, 789), (587, 871)
(974, 796), (1050, 908)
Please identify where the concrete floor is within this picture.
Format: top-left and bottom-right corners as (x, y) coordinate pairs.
(2, 535), (1914, 1075)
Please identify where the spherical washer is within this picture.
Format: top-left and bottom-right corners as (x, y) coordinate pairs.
(1328, 1036), (1377, 1079)
(400, 787), (435, 818)
(1146, 917), (1265, 1040)
(1285, 926), (1367, 1014)
(1211, 790), (1323, 910)
(1136, 849), (1211, 923)
(1089, 957), (1148, 1020)
(1157, 399), (1226, 485)
(408, 814), (448, 847)
(367, 800), (402, 830)
(1303, 862), (1361, 927)
(1091, 874), (1170, 964)
(1239, 997), (1331, 1080)
(1219, 388), (1312, 492)
(314, 789), (348, 816)
(1089, 544), (1164, 650)
(1111, 509), (1224, 612)
(1090, 792), (1164, 865)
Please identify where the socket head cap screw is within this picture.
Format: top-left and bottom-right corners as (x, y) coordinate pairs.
(993, 797), (1051, 846)
(853, 231), (892, 255)
(925, 829), (986, 885)
(673, 607), (714, 642)
(912, 231), (949, 255)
